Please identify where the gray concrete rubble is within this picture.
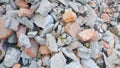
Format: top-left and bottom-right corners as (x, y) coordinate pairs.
(0, 0), (120, 68)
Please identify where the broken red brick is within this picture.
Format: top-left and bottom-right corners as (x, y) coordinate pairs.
(25, 39), (39, 58)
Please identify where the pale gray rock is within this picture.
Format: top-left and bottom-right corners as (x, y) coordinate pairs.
(0, 0), (9, 3)
(20, 17), (34, 29)
(57, 37), (65, 47)
(58, 0), (69, 6)
(34, 36), (46, 45)
(69, 2), (87, 14)
(36, 0), (52, 17)
(76, 0), (90, 5)
(85, 4), (97, 27)
(6, 5), (14, 11)
(4, 47), (21, 67)
(62, 48), (78, 61)
(0, 62), (6, 68)
(8, 33), (17, 43)
(21, 50), (32, 65)
(0, 6), (4, 14)
(90, 42), (101, 58)
(42, 56), (51, 66)
(66, 41), (82, 50)
(19, 34), (31, 48)
(57, 25), (62, 34)
(77, 46), (91, 59)
(33, 14), (54, 28)
(40, 24), (54, 38)
(9, 0), (17, 9)
(81, 59), (99, 68)
(65, 61), (83, 68)
(37, 59), (42, 67)
(29, 60), (39, 68)
(53, 22), (59, 30)
(64, 36), (72, 45)
(62, 33), (67, 39)
(50, 52), (66, 68)
(27, 31), (38, 38)
(46, 34), (58, 52)
(5, 17), (19, 31)
(6, 10), (19, 17)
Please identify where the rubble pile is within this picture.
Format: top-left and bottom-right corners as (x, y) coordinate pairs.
(0, 0), (120, 68)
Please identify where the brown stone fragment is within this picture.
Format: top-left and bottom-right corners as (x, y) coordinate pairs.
(78, 29), (98, 42)
(0, 17), (13, 40)
(65, 22), (81, 38)
(15, 0), (29, 9)
(103, 41), (110, 49)
(39, 45), (50, 55)
(25, 39), (39, 58)
(78, 29), (93, 42)
(104, 8), (111, 13)
(62, 9), (77, 23)
(13, 63), (21, 68)
(101, 13), (111, 22)
(17, 25), (27, 47)
(89, 31), (98, 42)
(18, 8), (33, 18)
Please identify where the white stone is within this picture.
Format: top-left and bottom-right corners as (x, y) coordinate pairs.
(19, 34), (31, 48)
(50, 52), (66, 68)
(64, 36), (72, 45)
(20, 17), (34, 29)
(66, 41), (82, 50)
(46, 34), (58, 52)
(29, 60), (39, 68)
(77, 46), (91, 59)
(34, 36), (46, 45)
(62, 48), (78, 61)
(85, 4), (97, 27)
(57, 25), (62, 34)
(40, 24), (54, 37)
(37, 59), (42, 67)
(65, 61), (83, 68)
(36, 0), (52, 17)
(33, 14), (54, 28)
(5, 17), (19, 31)
(4, 47), (21, 67)
(8, 33), (17, 43)
(27, 31), (38, 38)
(81, 59), (99, 68)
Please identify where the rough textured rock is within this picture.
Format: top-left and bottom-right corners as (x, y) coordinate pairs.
(36, 0), (52, 17)
(33, 14), (54, 28)
(0, 16), (13, 40)
(19, 34), (31, 48)
(62, 9), (77, 23)
(25, 39), (39, 58)
(77, 46), (91, 59)
(4, 47), (21, 67)
(46, 34), (58, 52)
(78, 29), (98, 42)
(50, 52), (66, 68)
(65, 22), (81, 38)
(39, 45), (50, 55)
